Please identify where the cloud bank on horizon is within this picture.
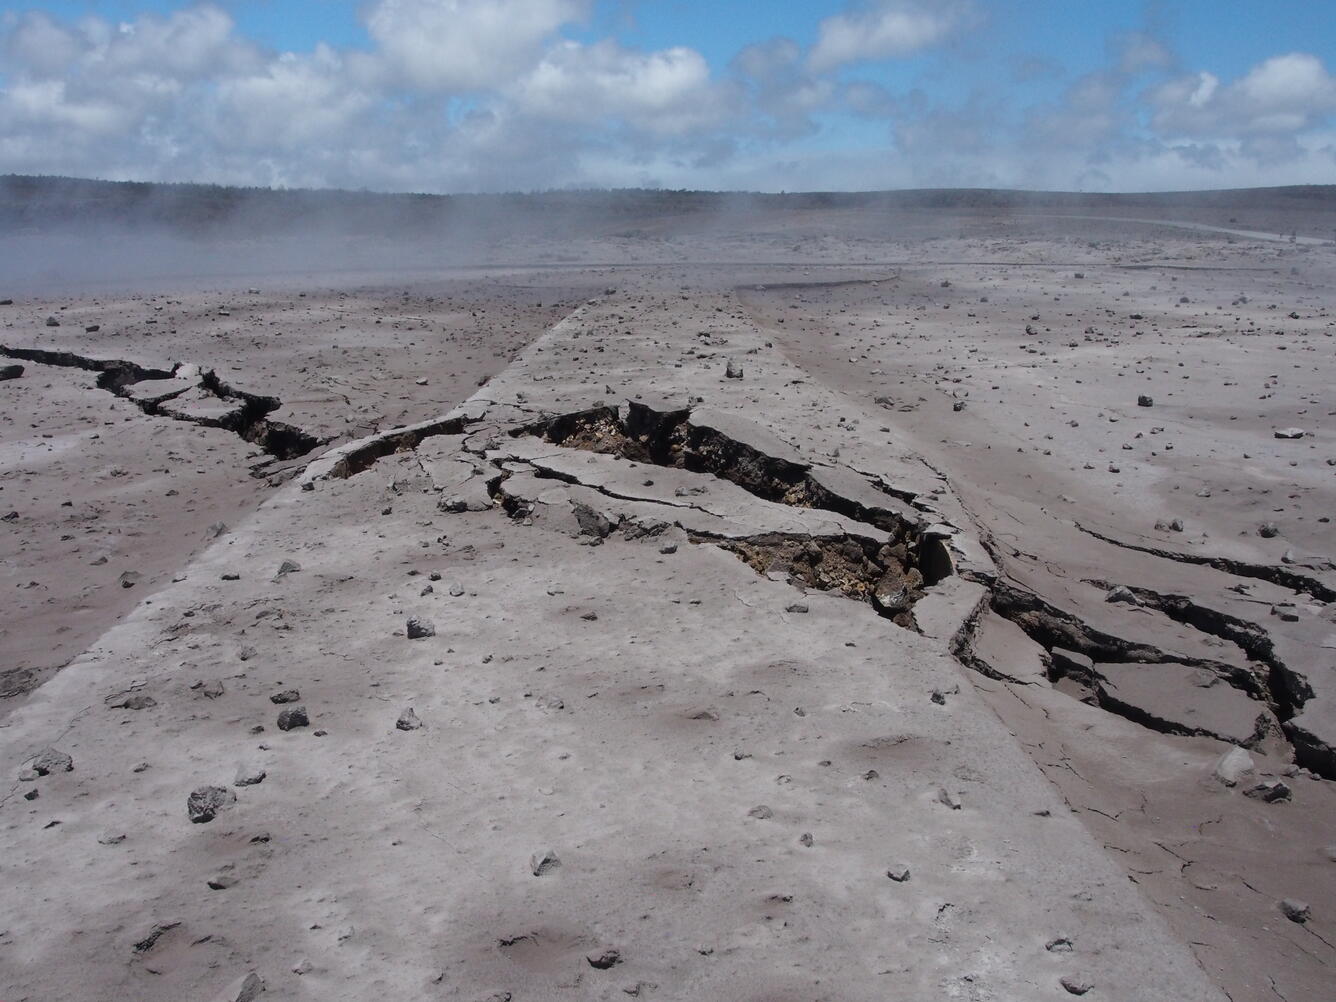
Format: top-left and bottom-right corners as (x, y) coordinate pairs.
(0, 0), (1333, 194)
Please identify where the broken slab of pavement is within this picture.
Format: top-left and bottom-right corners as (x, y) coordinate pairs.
(1, 289), (1227, 1001)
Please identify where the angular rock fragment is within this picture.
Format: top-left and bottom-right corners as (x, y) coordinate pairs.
(572, 502), (614, 540)
(30, 748), (73, 776)
(586, 948), (622, 969)
(1104, 585), (1138, 604)
(1211, 747), (1255, 787)
(235, 764), (266, 786)
(112, 693), (157, 710)
(276, 706), (309, 731)
(1279, 898), (1310, 923)
(188, 785), (236, 823)
(396, 707), (423, 731)
(1243, 779), (1291, 803)
(406, 617), (436, 639)
(530, 848), (560, 876)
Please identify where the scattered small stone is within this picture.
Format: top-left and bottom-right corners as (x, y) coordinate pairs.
(1243, 778), (1291, 803)
(0, 364), (23, 380)
(406, 617), (436, 639)
(44, 315), (60, 326)
(113, 693), (157, 710)
(97, 831), (127, 845)
(275, 559), (301, 576)
(23, 788), (38, 800)
(270, 689), (300, 704)
(952, 399), (966, 412)
(725, 359), (743, 379)
(292, 958), (313, 975)
(396, 707), (423, 731)
(785, 602), (809, 614)
(530, 848), (561, 876)
(1060, 975), (1094, 996)
(187, 785), (236, 823)
(1046, 936), (1074, 953)
(1274, 428), (1306, 440)
(587, 948), (623, 970)
(572, 502), (614, 540)
(133, 922), (180, 953)
(1105, 585), (1138, 605)
(231, 972), (265, 1002)
(886, 864), (911, 882)
(930, 689), (947, 705)
(277, 706), (309, 731)
(1137, 395), (1153, 407)
(235, 764), (266, 786)
(748, 805), (774, 819)
(659, 542), (677, 554)
(1279, 898), (1310, 923)
(449, 583), (465, 597)
(798, 832), (814, 847)
(30, 748), (73, 776)
(936, 787), (962, 810)
(1258, 522), (1279, 538)
(118, 570), (141, 589)
(208, 874), (239, 890)
(221, 572), (241, 581)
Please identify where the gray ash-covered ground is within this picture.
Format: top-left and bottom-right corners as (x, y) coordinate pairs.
(2, 184), (1334, 1002)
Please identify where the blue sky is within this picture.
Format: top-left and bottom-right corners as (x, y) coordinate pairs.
(2, 0), (1334, 192)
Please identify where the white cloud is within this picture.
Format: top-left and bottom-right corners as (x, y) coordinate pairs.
(511, 39), (726, 135)
(1150, 53), (1336, 140)
(809, 0), (976, 73)
(365, 0), (586, 91)
(213, 46), (378, 150)
(1113, 31), (1171, 75)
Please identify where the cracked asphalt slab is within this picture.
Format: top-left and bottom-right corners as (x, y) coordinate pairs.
(1, 218), (1333, 1002)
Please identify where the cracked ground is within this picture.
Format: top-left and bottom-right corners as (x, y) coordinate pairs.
(2, 207), (1335, 1002)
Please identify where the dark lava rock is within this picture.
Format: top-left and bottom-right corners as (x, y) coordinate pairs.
(276, 706), (309, 731)
(187, 785), (236, 823)
(406, 617), (436, 639)
(586, 948), (622, 970)
(1243, 779), (1291, 803)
